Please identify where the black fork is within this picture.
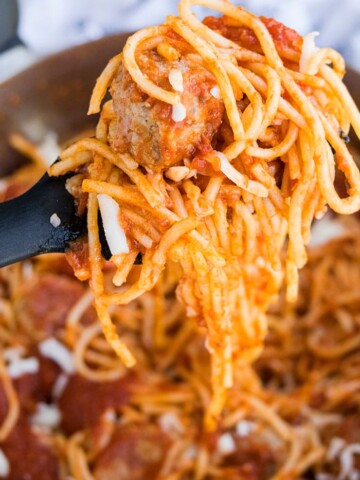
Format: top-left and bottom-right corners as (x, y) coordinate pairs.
(0, 170), (86, 267)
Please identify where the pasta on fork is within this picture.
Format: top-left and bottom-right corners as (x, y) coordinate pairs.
(50, 0), (360, 429)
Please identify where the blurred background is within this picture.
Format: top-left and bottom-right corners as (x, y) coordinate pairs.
(1, 0), (360, 82)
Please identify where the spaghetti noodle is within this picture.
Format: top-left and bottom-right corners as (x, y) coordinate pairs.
(1, 166), (360, 478)
(2, 1), (360, 477)
(48, 0), (360, 429)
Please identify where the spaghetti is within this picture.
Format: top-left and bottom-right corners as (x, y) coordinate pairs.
(1, 164), (360, 478)
(48, 0), (360, 430)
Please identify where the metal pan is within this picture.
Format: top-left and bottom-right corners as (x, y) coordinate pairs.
(0, 34), (127, 176)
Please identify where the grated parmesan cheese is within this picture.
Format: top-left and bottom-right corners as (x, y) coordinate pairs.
(169, 69), (184, 92)
(0, 449), (10, 478)
(39, 337), (74, 374)
(31, 402), (61, 429)
(3, 346), (24, 363)
(236, 419), (255, 437)
(310, 217), (345, 247)
(22, 261), (34, 280)
(210, 85), (221, 99)
(172, 103), (186, 122)
(50, 213), (61, 228)
(299, 31), (320, 74)
(38, 131), (61, 167)
(316, 474), (334, 480)
(97, 194), (129, 256)
(310, 411), (342, 429)
(186, 306), (198, 317)
(326, 436), (346, 461)
(52, 373), (69, 399)
(215, 151), (267, 197)
(8, 357), (39, 378)
(339, 444), (360, 480)
(159, 412), (184, 434)
(103, 409), (116, 423)
(218, 433), (236, 454)
(165, 166), (190, 182)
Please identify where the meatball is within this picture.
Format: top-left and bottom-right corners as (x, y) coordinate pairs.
(222, 434), (283, 480)
(93, 423), (170, 480)
(108, 51), (224, 171)
(15, 274), (96, 340)
(58, 374), (133, 434)
(12, 353), (62, 413)
(1, 420), (60, 480)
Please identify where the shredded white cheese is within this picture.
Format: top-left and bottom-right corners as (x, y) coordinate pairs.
(159, 412), (184, 434)
(299, 31), (320, 74)
(3, 346), (24, 363)
(0, 449), (10, 478)
(310, 217), (345, 247)
(172, 103), (186, 122)
(31, 402), (61, 429)
(8, 357), (39, 378)
(52, 373), (69, 399)
(97, 193), (129, 256)
(339, 444), (360, 480)
(210, 85), (221, 99)
(310, 412), (342, 429)
(39, 337), (74, 374)
(103, 409), (116, 423)
(218, 433), (236, 455)
(165, 166), (190, 182)
(316, 474), (334, 480)
(22, 261), (34, 280)
(38, 131), (61, 167)
(215, 151), (267, 197)
(50, 213), (61, 228)
(236, 420), (255, 437)
(186, 306), (198, 317)
(169, 69), (184, 92)
(327, 436), (346, 461)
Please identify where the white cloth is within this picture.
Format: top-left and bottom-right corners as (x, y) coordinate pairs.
(16, 0), (360, 70)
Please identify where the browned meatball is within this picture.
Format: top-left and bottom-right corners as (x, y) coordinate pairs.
(15, 274), (96, 340)
(222, 434), (283, 480)
(58, 374), (133, 434)
(12, 352), (62, 412)
(1, 420), (60, 480)
(93, 423), (170, 480)
(108, 51), (224, 171)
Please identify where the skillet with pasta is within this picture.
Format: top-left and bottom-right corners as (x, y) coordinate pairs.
(1, 0), (360, 478)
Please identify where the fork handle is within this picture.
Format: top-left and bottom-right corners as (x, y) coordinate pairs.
(0, 172), (84, 268)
